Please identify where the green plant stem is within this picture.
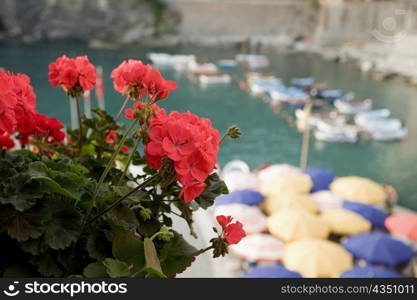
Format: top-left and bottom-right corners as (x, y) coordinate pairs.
(92, 119), (138, 203)
(220, 132), (227, 144)
(86, 172), (160, 225)
(192, 245), (214, 257)
(75, 96), (83, 154)
(115, 96), (131, 121)
(117, 137), (141, 185)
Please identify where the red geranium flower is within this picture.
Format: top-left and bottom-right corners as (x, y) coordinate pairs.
(111, 59), (177, 101)
(48, 55), (96, 95)
(0, 132), (15, 149)
(143, 109), (220, 202)
(105, 130), (118, 145)
(216, 215), (246, 245)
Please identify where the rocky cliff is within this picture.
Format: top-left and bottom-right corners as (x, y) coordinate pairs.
(0, 0), (180, 43)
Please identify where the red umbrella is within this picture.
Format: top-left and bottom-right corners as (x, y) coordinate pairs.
(385, 213), (417, 242)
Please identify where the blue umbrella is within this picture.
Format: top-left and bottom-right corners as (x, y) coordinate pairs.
(215, 189), (264, 206)
(304, 168), (336, 192)
(343, 201), (388, 229)
(242, 264), (302, 278)
(343, 232), (414, 267)
(341, 265), (403, 278)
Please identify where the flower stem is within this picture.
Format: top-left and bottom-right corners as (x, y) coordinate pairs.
(192, 245), (214, 257)
(117, 137), (141, 185)
(115, 96), (131, 121)
(92, 119), (138, 203)
(75, 96), (83, 154)
(86, 172), (159, 225)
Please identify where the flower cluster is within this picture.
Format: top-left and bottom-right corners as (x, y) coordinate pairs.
(48, 55), (96, 97)
(216, 215), (246, 245)
(111, 59), (177, 101)
(105, 130), (129, 153)
(0, 70), (65, 149)
(143, 108), (221, 202)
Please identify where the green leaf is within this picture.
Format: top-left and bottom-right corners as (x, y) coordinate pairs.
(0, 174), (42, 212)
(158, 232), (197, 277)
(112, 231), (145, 274)
(106, 204), (139, 231)
(42, 199), (82, 250)
(20, 238), (47, 256)
(86, 231), (112, 261)
(194, 173), (228, 209)
(3, 262), (37, 277)
(144, 238), (165, 277)
(83, 262), (108, 278)
(0, 205), (43, 242)
(103, 258), (130, 278)
(34, 176), (78, 200)
(137, 218), (161, 237)
(31, 252), (64, 277)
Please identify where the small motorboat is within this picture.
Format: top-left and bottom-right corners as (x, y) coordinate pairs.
(334, 99), (372, 114)
(236, 54), (270, 69)
(246, 73), (283, 96)
(268, 87), (309, 106)
(291, 77), (315, 89)
(148, 53), (196, 68)
(314, 128), (358, 143)
(359, 118), (402, 133)
(188, 62), (219, 76)
(355, 109), (391, 123)
(313, 89), (344, 103)
(217, 59), (238, 70)
(370, 128), (408, 141)
(199, 74), (232, 85)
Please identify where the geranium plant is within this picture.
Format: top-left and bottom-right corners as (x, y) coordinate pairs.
(0, 56), (245, 278)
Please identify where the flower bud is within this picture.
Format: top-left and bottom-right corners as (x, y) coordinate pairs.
(157, 225), (174, 242)
(210, 237), (229, 258)
(226, 125), (241, 139)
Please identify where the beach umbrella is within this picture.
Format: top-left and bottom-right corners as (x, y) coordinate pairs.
(215, 189), (264, 206)
(242, 264), (302, 278)
(214, 203), (267, 234)
(310, 191), (343, 212)
(343, 201), (388, 229)
(267, 209), (330, 242)
(259, 173), (313, 198)
(341, 265), (403, 278)
(343, 232), (414, 267)
(321, 209), (371, 236)
(221, 160), (258, 192)
(304, 168), (336, 192)
(282, 239), (353, 277)
(330, 176), (386, 205)
(229, 233), (285, 263)
(256, 164), (302, 183)
(264, 192), (318, 215)
(385, 213), (417, 242)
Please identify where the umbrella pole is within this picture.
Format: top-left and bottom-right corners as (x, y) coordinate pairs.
(300, 100), (312, 169)
(69, 97), (79, 130)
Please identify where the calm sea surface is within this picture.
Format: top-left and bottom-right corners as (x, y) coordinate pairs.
(1, 41), (416, 210)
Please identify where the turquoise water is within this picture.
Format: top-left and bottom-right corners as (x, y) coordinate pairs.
(1, 41), (416, 210)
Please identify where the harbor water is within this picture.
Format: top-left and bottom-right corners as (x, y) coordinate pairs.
(1, 41), (416, 210)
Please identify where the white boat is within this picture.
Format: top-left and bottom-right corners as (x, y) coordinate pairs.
(355, 109), (391, 123)
(371, 128), (408, 141)
(246, 73), (283, 96)
(188, 61), (219, 75)
(269, 87), (309, 105)
(334, 99), (372, 114)
(236, 54), (270, 69)
(199, 74), (232, 85)
(359, 118), (402, 132)
(147, 53), (196, 69)
(314, 129), (358, 143)
(217, 59), (238, 69)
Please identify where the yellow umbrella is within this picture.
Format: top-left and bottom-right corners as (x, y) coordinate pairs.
(321, 209), (371, 235)
(264, 192), (318, 215)
(259, 173), (313, 197)
(330, 176), (386, 205)
(282, 239), (353, 277)
(267, 209), (330, 242)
